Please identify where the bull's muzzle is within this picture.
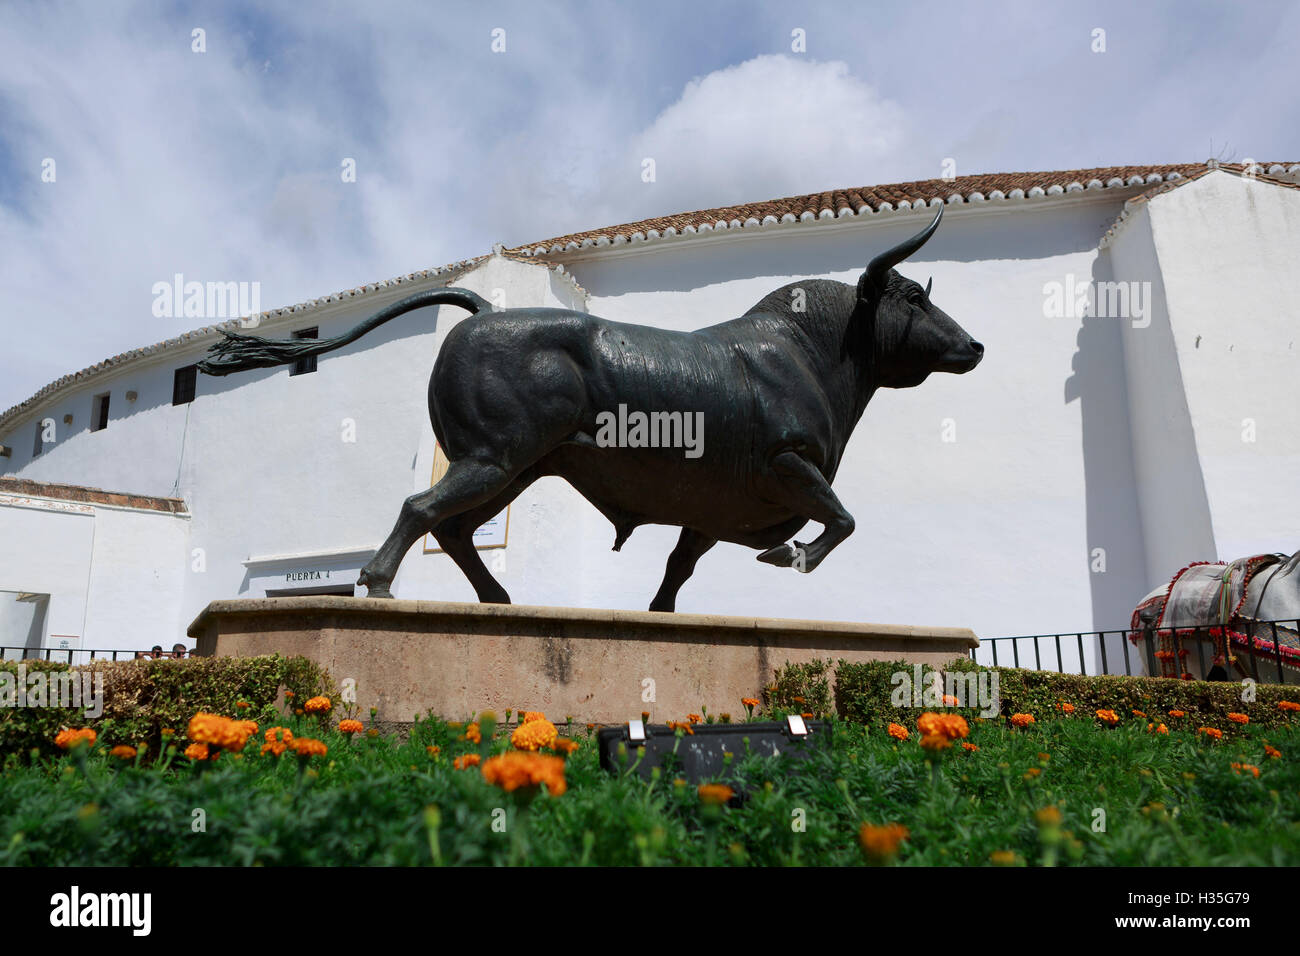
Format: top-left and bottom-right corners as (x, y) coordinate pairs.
(938, 338), (984, 373)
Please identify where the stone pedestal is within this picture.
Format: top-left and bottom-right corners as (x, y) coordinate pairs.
(187, 597), (978, 723)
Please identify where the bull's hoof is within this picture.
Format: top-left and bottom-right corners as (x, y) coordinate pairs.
(357, 570), (394, 599)
(756, 541), (812, 571)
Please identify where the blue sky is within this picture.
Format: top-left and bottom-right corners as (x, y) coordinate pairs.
(2, 0), (1297, 412)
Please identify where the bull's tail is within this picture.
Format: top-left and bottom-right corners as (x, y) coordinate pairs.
(197, 287), (492, 376)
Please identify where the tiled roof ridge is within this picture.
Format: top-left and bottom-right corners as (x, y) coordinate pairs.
(4, 161), (1296, 436)
(509, 162), (1300, 257)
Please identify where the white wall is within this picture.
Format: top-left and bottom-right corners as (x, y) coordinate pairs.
(1144, 172), (1300, 564)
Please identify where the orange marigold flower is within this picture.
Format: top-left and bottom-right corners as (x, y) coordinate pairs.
(303, 696), (332, 714)
(858, 822), (909, 862)
(741, 698), (760, 708)
(1278, 701), (1300, 712)
(426, 745), (441, 756)
(1034, 806), (1062, 826)
(522, 711), (546, 724)
(235, 700), (249, 710)
(184, 742), (211, 761)
(481, 752), (567, 796)
(1169, 710), (1186, 718)
(1227, 712), (1249, 725)
(453, 753), (481, 770)
(917, 712), (970, 740)
(1148, 723), (1169, 735)
(942, 694), (959, 707)
(887, 723), (910, 741)
(698, 783), (734, 806)
(108, 745), (137, 760)
(511, 718), (558, 751)
(463, 722), (482, 744)
(1132, 709), (1147, 718)
(54, 728), (97, 750)
(549, 737), (580, 755)
(1231, 762), (1260, 778)
(990, 850), (1018, 866)
(791, 696), (805, 704)
(1198, 726), (1223, 740)
(801, 712), (814, 720)
(1010, 713), (1035, 728)
(261, 726), (293, 756)
(1095, 709), (1119, 726)
(1264, 745), (1281, 759)
(338, 719), (364, 735)
(666, 720), (695, 735)
(187, 713), (256, 752)
(961, 742), (979, 752)
(290, 737), (327, 758)
(687, 713), (703, 724)
(1058, 703), (1075, 714)
(1024, 767), (1042, 778)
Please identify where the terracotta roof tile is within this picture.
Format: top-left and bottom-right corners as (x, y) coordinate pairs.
(4, 161), (1297, 437)
(508, 162), (1299, 256)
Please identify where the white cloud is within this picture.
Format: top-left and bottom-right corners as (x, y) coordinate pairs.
(616, 55), (911, 215)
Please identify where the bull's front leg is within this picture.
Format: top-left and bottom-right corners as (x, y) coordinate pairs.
(755, 450), (855, 573)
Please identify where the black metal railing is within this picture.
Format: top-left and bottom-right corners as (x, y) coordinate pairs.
(0, 647), (174, 665)
(972, 619), (1299, 685)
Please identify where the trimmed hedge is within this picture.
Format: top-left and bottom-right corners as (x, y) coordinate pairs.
(828, 656), (1300, 735)
(0, 654), (335, 758)
(765, 658), (834, 716)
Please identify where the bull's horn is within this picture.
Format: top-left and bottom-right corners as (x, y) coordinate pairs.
(866, 204), (943, 294)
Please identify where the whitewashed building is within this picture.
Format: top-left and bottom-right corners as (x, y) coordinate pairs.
(2, 162), (1298, 669)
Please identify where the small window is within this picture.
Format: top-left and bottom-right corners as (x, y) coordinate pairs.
(32, 422), (43, 457)
(290, 327), (318, 376)
(91, 393), (110, 432)
(173, 365), (198, 405)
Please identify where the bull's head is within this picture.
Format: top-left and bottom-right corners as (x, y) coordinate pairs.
(855, 205), (983, 388)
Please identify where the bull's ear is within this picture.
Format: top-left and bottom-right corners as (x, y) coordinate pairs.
(865, 204), (943, 295)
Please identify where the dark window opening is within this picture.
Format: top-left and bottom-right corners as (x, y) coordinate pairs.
(32, 422), (43, 457)
(91, 393), (110, 432)
(290, 327), (318, 376)
(173, 365), (198, 405)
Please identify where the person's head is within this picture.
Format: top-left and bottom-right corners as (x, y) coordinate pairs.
(172, 643), (187, 659)
(150, 645), (163, 658)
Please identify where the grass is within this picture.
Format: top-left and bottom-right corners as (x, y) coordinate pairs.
(2, 707), (1298, 866)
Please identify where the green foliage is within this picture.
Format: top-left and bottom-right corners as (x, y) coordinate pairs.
(0, 708), (1297, 865)
(0, 655), (327, 757)
(832, 656), (1300, 735)
(766, 658), (833, 716)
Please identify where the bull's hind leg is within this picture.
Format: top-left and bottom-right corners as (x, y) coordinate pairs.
(754, 450), (854, 573)
(430, 468), (540, 604)
(649, 528), (717, 613)
(358, 458), (513, 598)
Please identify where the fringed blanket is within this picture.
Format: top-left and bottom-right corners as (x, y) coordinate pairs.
(1130, 555), (1300, 678)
